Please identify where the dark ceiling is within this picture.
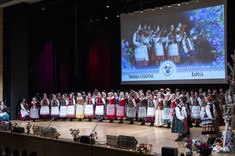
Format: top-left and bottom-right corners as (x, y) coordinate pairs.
(31, 0), (192, 18)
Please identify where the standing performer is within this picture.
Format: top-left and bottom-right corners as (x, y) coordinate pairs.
(166, 25), (180, 63)
(138, 93), (147, 125)
(117, 92), (126, 123)
(126, 93), (136, 124)
(59, 94), (68, 120)
(152, 26), (165, 66)
(30, 97), (39, 122)
(146, 93), (156, 126)
(40, 93), (50, 120)
(162, 93), (171, 128)
(76, 93), (85, 121)
(172, 98), (185, 141)
(106, 92), (116, 123)
(95, 92), (106, 121)
(134, 92), (140, 121)
(67, 94), (76, 121)
(19, 98), (30, 121)
(191, 93), (201, 127)
(200, 96), (217, 144)
(170, 94), (176, 123)
(50, 94), (60, 119)
(155, 93), (164, 127)
(84, 92), (95, 121)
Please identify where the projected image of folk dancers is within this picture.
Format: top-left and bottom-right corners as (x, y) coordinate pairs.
(121, 4), (225, 83)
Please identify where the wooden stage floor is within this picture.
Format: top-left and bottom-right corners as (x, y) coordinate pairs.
(14, 119), (232, 156)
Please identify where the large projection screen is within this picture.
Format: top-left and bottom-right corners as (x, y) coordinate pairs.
(121, 0), (227, 84)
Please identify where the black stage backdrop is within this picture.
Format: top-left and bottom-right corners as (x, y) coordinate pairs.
(3, 0), (235, 119)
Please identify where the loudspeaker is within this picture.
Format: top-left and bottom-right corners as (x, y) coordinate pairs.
(162, 146), (178, 156)
(80, 136), (91, 144)
(117, 135), (138, 150)
(15, 127), (25, 133)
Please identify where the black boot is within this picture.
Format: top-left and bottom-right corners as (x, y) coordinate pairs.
(150, 121), (154, 126)
(79, 118), (82, 121)
(175, 135), (182, 142)
(187, 128), (190, 135)
(129, 119), (134, 124)
(43, 117), (47, 121)
(33, 119), (35, 122)
(182, 133), (186, 139)
(89, 118), (92, 121)
(109, 119), (113, 123)
(166, 122), (171, 128)
(63, 118), (66, 121)
(141, 120), (145, 125)
(70, 118), (73, 121)
(195, 121), (200, 127)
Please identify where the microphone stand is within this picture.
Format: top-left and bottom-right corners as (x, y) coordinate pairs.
(90, 118), (103, 156)
(44, 118), (54, 137)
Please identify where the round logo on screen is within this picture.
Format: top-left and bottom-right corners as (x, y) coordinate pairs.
(162, 62), (174, 76)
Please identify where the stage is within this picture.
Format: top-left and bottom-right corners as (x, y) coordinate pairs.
(11, 119), (232, 156)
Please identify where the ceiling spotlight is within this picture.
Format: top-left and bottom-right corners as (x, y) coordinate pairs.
(151, 8), (154, 11)
(131, 13), (133, 15)
(186, 2), (189, 4)
(116, 15), (120, 18)
(159, 7), (162, 9)
(195, 0), (199, 2)
(140, 10), (143, 13)
(168, 5), (171, 8)
(177, 3), (181, 6)
(105, 17), (108, 19)
(106, 5), (109, 8)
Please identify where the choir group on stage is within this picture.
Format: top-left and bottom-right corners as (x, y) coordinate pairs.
(19, 88), (226, 142)
(132, 23), (201, 67)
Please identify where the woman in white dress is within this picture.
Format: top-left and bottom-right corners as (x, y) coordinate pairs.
(59, 94), (68, 120)
(50, 94), (60, 119)
(19, 98), (30, 121)
(30, 98), (39, 122)
(84, 92), (95, 121)
(166, 25), (180, 63)
(67, 93), (76, 121)
(40, 93), (50, 120)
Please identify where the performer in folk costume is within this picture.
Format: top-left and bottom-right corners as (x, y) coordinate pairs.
(40, 93), (50, 120)
(152, 26), (165, 66)
(59, 94), (68, 120)
(200, 96), (217, 144)
(95, 92), (106, 121)
(172, 98), (185, 142)
(76, 93), (85, 121)
(191, 92), (201, 127)
(106, 92), (116, 123)
(84, 92), (95, 121)
(146, 93), (156, 126)
(134, 92), (140, 121)
(170, 94), (176, 123)
(181, 97), (189, 137)
(19, 98), (30, 121)
(67, 93), (76, 121)
(126, 93), (136, 124)
(162, 93), (171, 128)
(50, 94), (60, 119)
(166, 25), (180, 63)
(30, 97), (39, 122)
(155, 93), (164, 127)
(117, 92), (126, 123)
(138, 93), (147, 125)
